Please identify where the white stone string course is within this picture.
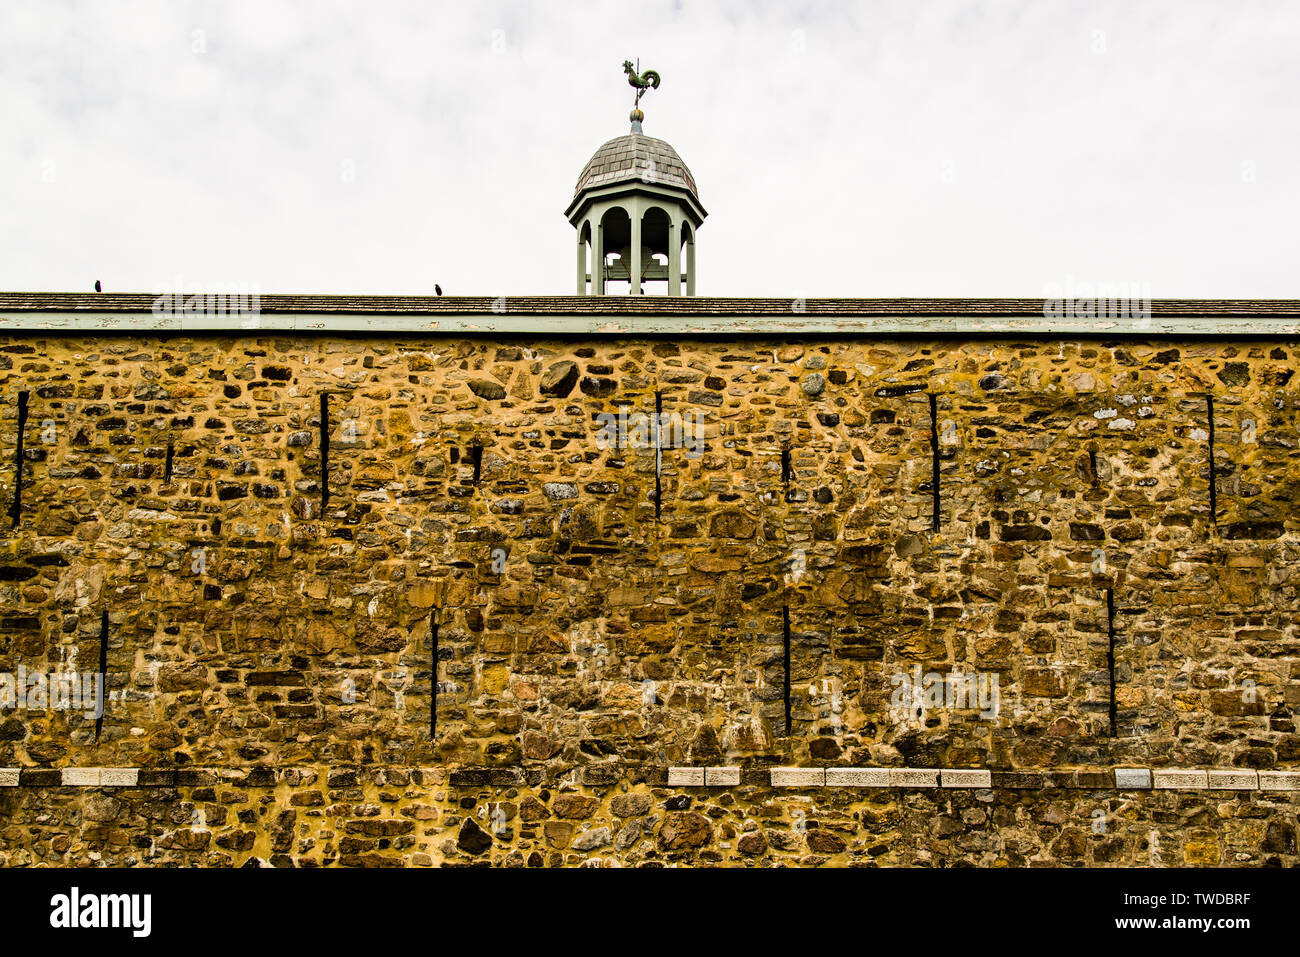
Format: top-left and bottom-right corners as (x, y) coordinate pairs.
(3, 767), (1297, 792)
(659, 767), (1300, 791)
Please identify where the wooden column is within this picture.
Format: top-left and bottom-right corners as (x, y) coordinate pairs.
(668, 221), (681, 297)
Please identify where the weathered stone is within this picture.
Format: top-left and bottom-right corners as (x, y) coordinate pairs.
(1259, 772), (1300, 791)
(941, 769), (992, 788)
(667, 767), (705, 787)
(806, 829), (846, 854)
(457, 818), (492, 855)
(1262, 821), (1296, 854)
(611, 794), (651, 818)
(890, 769), (940, 788)
(704, 766), (740, 786)
(1152, 769), (1208, 790)
(1114, 768), (1153, 790)
(1207, 770), (1258, 790)
(539, 361), (579, 397)
(826, 768), (890, 787)
(737, 831), (767, 856)
(468, 378), (506, 400)
(771, 768), (825, 788)
(657, 811), (711, 850)
(521, 731), (562, 760)
(81, 794), (122, 822)
(158, 663), (209, 692)
(614, 820), (640, 849)
(571, 826), (611, 851)
(579, 376), (616, 397)
(552, 794), (598, 819)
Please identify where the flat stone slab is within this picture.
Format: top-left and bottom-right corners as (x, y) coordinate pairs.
(1114, 768), (1153, 789)
(1258, 771), (1300, 791)
(704, 766), (740, 787)
(890, 768), (941, 788)
(15, 763), (1274, 792)
(61, 768), (101, 786)
(826, 767), (890, 788)
(1207, 770), (1259, 790)
(1152, 769), (1209, 790)
(667, 766), (705, 787)
(770, 767), (826, 788)
(990, 771), (1050, 789)
(60, 768), (139, 787)
(942, 769), (992, 788)
(1073, 770), (1114, 789)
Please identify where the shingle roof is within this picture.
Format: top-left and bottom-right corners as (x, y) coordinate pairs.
(1, 294), (1295, 335)
(1, 294), (1296, 317)
(573, 133), (699, 202)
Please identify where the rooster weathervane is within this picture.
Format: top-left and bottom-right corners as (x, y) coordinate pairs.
(623, 58), (661, 111)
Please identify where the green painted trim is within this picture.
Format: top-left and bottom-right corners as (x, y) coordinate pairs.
(566, 180), (707, 225)
(0, 310), (1296, 337)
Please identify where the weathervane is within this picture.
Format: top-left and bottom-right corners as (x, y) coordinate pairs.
(622, 58), (660, 130)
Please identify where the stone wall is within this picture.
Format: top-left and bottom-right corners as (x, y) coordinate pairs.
(0, 333), (1296, 866)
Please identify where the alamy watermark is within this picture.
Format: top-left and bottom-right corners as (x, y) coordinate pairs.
(889, 666), (1000, 721)
(50, 887), (150, 937)
(0, 662), (103, 719)
(151, 275), (261, 322)
(1043, 277), (1151, 321)
(595, 407), (705, 459)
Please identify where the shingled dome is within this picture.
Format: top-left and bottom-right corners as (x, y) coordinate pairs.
(573, 133), (700, 204)
(566, 115), (707, 297)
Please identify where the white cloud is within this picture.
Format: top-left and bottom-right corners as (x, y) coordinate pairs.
(0, 0), (1296, 297)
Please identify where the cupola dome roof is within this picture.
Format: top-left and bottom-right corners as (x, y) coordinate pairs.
(572, 133), (699, 203)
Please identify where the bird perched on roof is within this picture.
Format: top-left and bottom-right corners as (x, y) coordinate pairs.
(435, 284), (442, 296)
(94, 280), (102, 292)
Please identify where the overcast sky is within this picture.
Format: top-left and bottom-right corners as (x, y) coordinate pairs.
(2, 0), (1297, 299)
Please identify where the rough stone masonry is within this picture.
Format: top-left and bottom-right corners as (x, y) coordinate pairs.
(0, 330), (1297, 867)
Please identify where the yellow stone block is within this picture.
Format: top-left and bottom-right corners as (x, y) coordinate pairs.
(407, 581), (443, 609)
(480, 663), (509, 695)
(1184, 842), (1220, 865)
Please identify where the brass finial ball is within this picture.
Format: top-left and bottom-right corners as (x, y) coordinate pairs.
(630, 108), (644, 122)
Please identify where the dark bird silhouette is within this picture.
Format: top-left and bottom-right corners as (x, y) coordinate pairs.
(94, 280), (102, 292)
(435, 284), (442, 296)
